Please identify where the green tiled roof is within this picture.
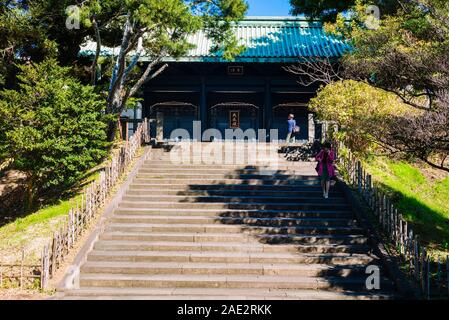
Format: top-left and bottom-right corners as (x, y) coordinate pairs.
(80, 17), (350, 63)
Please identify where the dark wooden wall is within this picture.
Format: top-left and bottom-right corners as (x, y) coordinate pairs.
(143, 62), (318, 141)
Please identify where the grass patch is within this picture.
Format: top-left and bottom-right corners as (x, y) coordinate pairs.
(7, 195), (81, 233)
(364, 157), (449, 255)
(0, 141), (142, 264)
(0, 172), (100, 263)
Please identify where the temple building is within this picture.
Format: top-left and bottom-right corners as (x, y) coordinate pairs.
(82, 17), (349, 142)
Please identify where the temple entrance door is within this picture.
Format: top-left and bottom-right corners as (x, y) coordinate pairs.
(209, 103), (259, 140)
(149, 103), (198, 140)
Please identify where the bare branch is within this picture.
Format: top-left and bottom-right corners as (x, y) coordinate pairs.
(107, 16), (135, 110)
(284, 57), (343, 87)
(423, 158), (449, 173)
(124, 57), (168, 105)
(90, 17), (101, 85)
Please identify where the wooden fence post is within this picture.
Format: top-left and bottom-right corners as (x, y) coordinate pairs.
(378, 192), (382, 226)
(366, 174), (370, 206)
(404, 221), (408, 256)
(427, 256), (431, 299)
(446, 256), (449, 296)
(40, 245), (50, 290)
(68, 213), (72, 247)
(393, 208), (398, 246)
(20, 249), (24, 291)
(408, 229), (413, 275)
(414, 236), (419, 280)
(50, 232), (57, 277)
(357, 161), (362, 193)
(436, 257), (441, 296)
(398, 216), (402, 253)
(420, 247), (426, 296)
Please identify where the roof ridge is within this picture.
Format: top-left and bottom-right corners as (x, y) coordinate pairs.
(236, 17), (324, 27)
(242, 16), (322, 22)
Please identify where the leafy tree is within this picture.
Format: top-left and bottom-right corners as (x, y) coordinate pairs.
(72, 0), (248, 140)
(2, 1), (248, 141)
(340, 1), (449, 111)
(309, 80), (412, 154)
(378, 101), (449, 172)
(0, 59), (110, 209)
(289, 0), (399, 22)
(289, 0), (449, 171)
(290, 0), (448, 109)
(0, 1), (57, 89)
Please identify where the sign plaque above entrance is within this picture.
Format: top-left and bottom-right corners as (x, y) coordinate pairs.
(229, 110), (240, 129)
(228, 66), (244, 76)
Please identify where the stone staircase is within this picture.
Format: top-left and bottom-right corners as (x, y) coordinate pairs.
(60, 142), (397, 300)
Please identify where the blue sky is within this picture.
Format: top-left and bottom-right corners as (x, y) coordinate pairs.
(246, 0), (292, 16)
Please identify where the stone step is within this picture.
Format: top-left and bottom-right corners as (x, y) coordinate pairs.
(93, 240), (370, 254)
(147, 154), (287, 158)
(151, 153), (285, 158)
(128, 183), (328, 191)
(256, 234), (369, 245)
(144, 160), (307, 166)
(139, 168), (311, 174)
(150, 151), (283, 155)
(114, 208), (354, 218)
(121, 195), (347, 204)
(105, 223), (365, 235)
(109, 215), (357, 227)
(87, 250), (376, 265)
(118, 201), (350, 211)
(100, 232), (369, 245)
(126, 189), (343, 197)
(79, 273), (392, 291)
(80, 261), (373, 277)
(141, 164), (316, 171)
(60, 287), (394, 300)
(151, 151), (283, 155)
(100, 231), (254, 243)
(132, 178), (321, 185)
(59, 142), (399, 300)
(136, 173), (320, 180)
(149, 157), (286, 161)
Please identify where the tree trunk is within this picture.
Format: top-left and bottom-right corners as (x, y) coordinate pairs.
(25, 177), (36, 213)
(107, 118), (119, 142)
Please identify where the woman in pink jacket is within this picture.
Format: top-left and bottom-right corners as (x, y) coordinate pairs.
(315, 142), (336, 199)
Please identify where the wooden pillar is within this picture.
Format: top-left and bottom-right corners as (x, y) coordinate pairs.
(200, 76), (207, 140)
(308, 113), (315, 143)
(119, 117), (129, 141)
(264, 78), (272, 141)
(156, 112), (164, 142)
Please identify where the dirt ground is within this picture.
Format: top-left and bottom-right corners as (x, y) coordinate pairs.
(0, 288), (49, 300)
(0, 169), (27, 224)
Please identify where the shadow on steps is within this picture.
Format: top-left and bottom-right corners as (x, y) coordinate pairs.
(178, 166), (396, 294)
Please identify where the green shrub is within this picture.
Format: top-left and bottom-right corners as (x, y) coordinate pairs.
(0, 59), (111, 208)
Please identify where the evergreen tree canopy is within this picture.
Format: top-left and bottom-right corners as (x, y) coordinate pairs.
(289, 0), (449, 171)
(0, 59), (111, 205)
